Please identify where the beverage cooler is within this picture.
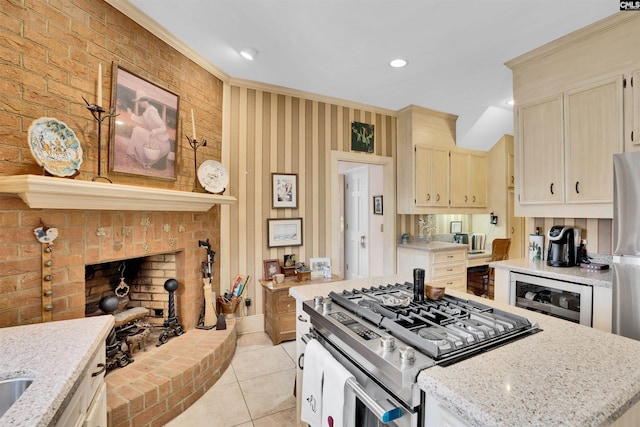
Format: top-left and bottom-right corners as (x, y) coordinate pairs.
(509, 272), (593, 326)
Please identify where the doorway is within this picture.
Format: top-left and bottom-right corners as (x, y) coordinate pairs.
(329, 151), (395, 279)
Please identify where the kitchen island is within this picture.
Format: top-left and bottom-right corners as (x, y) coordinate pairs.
(0, 316), (113, 427)
(290, 275), (640, 426)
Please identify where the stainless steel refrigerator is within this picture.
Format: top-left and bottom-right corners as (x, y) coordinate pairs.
(612, 151), (640, 340)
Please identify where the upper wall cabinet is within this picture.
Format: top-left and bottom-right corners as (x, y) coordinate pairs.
(507, 13), (639, 219)
(449, 151), (487, 208)
(397, 105), (487, 214)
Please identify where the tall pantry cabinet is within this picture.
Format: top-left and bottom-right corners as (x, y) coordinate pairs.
(507, 12), (640, 219)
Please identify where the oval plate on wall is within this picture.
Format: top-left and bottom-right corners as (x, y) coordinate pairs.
(28, 117), (83, 177)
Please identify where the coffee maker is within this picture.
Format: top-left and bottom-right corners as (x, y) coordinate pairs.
(547, 226), (581, 267)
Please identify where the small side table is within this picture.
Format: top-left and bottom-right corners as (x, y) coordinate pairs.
(260, 275), (340, 345)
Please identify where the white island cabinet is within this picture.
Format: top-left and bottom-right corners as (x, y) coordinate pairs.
(0, 316), (113, 427)
(290, 275), (640, 427)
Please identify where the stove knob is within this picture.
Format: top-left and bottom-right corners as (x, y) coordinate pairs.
(314, 296), (324, 307)
(380, 335), (396, 351)
(322, 299), (332, 312)
(399, 347), (416, 364)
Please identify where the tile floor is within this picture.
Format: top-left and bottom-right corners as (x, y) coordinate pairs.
(166, 332), (298, 427)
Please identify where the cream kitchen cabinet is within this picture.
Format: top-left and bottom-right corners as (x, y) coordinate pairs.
(450, 151), (487, 208)
(397, 245), (467, 293)
(396, 105), (457, 215)
(564, 76), (623, 204)
(414, 145), (450, 208)
(487, 135), (525, 260)
(507, 13), (640, 219)
(518, 96), (565, 205)
(515, 77), (623, 218)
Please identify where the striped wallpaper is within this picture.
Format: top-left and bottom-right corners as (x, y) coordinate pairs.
(222, 84), (396, 327)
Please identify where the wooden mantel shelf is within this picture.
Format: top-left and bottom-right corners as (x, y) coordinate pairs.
(0, 175), (236, 212)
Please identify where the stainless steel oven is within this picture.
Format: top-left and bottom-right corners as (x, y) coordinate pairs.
(301, 281), (540, 426)
(301, 332), (417, 426)
(509, 272), (593, 326)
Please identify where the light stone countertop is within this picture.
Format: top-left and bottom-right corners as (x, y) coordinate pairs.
(397, 241), (467, 252)
(290, 275), (640, 427)
(491, 258), (613, 288)
(0, 315), (114, 427)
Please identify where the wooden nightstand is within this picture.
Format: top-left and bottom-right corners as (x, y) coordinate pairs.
(260, 275), (340, 345)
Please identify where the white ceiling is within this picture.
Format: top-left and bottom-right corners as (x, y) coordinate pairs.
(127, 0), (616, 152)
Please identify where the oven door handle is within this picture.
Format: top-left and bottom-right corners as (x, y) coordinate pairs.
(345, 377), (403, 423)
(301, 333), (403, 424)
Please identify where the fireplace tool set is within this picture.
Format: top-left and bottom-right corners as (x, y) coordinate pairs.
(196, 239), (227, 330)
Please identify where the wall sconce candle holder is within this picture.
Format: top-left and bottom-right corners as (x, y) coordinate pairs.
(187, 135), (207, 192)
(83, 96), (117, 183)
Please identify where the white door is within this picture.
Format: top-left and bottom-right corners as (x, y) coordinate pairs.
(344, 166), (369, 279)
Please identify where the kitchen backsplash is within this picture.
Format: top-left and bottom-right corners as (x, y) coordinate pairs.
(530, 217), (613, 256)
(398, 214), (613, 257)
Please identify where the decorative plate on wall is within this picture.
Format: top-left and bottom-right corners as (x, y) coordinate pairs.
(197, 160), (229, 194)
(28, 117), (83, 177)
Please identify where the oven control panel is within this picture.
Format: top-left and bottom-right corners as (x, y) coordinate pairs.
(328, 311), (381, 340)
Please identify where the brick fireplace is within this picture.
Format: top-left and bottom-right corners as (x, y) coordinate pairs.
(0, 178), (233, 331)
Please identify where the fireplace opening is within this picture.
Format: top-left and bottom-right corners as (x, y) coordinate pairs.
(85, 252), (178, 326)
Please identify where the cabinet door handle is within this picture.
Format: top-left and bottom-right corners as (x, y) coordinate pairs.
(436, 194), (440, 201)
(550, 183), (554, 195)
(92, 362), (106, 377)
(575, 181), (580, 194)
(511, 227), (515, 234)
(511, 176), (514, 185)
(297, 315), (308, 322)
(472, 195), (476, 203)
(464, 195), (468, 202)
(426, 193), (430, 201)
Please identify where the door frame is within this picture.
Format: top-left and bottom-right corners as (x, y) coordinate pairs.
(329, 150), (396, 278)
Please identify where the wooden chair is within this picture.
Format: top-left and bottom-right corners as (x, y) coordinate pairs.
(467, 238), (511, 299)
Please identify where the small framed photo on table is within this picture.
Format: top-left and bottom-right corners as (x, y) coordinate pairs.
(450, 221), (462, 233)
(263, 259), (280, 280)
(310, 257), (331, 278)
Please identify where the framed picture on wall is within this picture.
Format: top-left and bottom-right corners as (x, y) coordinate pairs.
(267, 218), (303, 248)
(109, 63), (179, 180)
(272, 173), (298, 209)
(373, 195), (383, 215)
(450, 221), (462, 233)
(351, 121), (374, 153)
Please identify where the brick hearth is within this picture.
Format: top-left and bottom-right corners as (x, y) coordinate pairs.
(106, 320), (236, 427)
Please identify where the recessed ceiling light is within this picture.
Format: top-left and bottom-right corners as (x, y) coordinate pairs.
(506, 99), (515, 106)
(389, 59), (407, 68)
(240, 47), (257, 61)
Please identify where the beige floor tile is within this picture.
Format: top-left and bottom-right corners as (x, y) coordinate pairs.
(240, 368), (296, 420)
(167, 380), (252, 427)
(280, 340), (297, 361)
(217, 362), (238, 385)
(232, 345), (294, 381)
(236, 331), (273, 352)
(252, 407), (297, 427)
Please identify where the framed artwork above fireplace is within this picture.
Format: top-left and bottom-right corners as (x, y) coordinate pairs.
(109, 63), (179, 180)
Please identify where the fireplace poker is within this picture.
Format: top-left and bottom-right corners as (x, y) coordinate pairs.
(196, 239), (218, 330)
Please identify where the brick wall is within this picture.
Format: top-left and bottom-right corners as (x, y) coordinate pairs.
(0, 0), (224, 329)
